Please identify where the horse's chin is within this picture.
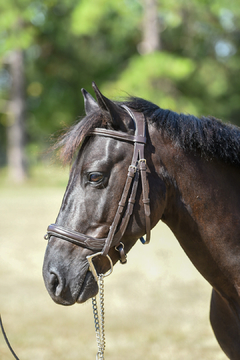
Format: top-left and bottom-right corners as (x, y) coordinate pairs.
(76, 270), (98, 304)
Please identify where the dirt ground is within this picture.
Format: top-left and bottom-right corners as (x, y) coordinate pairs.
(0, 183), (228, 359)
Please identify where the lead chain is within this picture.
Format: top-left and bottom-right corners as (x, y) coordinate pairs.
(92, 274), (106, 360)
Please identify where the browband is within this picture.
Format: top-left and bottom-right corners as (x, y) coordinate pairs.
(89, 128), (146, 144)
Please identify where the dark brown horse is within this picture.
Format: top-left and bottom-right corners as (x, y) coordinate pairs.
(43, 83), (240, 359)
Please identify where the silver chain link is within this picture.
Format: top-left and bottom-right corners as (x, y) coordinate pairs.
(92, 274), (106, 360)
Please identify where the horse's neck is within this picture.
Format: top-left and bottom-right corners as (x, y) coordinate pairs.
(156, 139), (240, 298)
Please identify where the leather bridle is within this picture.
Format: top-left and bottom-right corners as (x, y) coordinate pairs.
(44, 105), (151, 268)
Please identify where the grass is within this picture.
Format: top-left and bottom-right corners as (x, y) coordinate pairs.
(0, 165), (227, 359)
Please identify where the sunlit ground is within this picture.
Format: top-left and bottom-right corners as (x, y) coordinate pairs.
(0, 166), (227, 359)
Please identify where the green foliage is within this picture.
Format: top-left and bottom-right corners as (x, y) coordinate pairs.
(101, 0), (240, 122)
(0, 0), (240, 168)
(103, 52), (197, 113)
(0, 0), (38, 55)
(71, 0), (141, 36)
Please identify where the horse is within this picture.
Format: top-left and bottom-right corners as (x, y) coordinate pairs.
(43, 82), (240, 359)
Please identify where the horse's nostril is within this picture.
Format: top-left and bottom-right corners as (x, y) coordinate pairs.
(50, 272), (59, 288)
(49, 271), (63, 297)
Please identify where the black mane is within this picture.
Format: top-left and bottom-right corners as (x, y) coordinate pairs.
(56, 96), (240, 167)
(123, 97), (240, 167)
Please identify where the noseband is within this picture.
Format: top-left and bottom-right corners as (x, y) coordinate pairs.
(44, 106), (151, 267)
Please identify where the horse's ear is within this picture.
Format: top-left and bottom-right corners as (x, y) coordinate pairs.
(92, 81), (130, 131)
(81, 88), (99, 115)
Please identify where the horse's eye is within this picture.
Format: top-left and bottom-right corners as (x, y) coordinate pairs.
(89, 173), (103, 183)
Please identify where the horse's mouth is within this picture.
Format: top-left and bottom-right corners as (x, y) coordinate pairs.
(76, 270), (98, 303)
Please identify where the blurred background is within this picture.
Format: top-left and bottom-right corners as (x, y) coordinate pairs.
(0, 0), (239, 358)
(0, 0), (240, 183)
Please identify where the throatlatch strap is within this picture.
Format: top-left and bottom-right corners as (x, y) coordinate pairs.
(123, 106), (151, 245)
(139, 159), (151, 244)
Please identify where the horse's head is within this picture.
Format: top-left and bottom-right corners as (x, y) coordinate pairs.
(43, 83), (166, 305)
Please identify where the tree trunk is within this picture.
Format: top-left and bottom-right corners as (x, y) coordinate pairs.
(139, 0), (161, 54)
(6, 49), (27, 183)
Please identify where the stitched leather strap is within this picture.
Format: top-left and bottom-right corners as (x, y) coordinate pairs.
(45, 105), (151, 257)
(46, 224), (106, 251)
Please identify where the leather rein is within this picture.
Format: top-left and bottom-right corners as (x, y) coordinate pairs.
(44, 105), (151, 269)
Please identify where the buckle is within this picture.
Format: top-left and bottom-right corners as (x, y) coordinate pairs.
(128, 165), (137, 173)
(115, 242), (127, 264)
